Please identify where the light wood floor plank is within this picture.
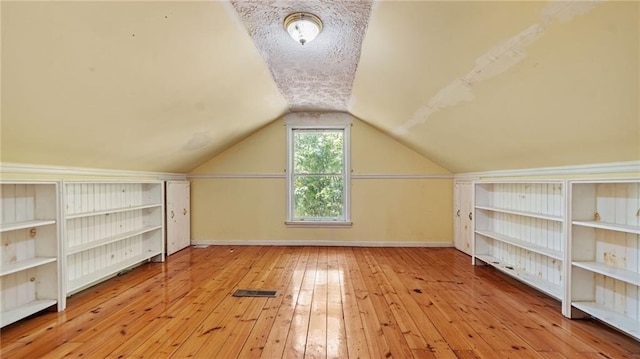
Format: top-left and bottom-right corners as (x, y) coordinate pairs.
(343, 247), (392, 358)
(38, 342), (83, 359)
(392, 248), (533, 359)
(336, 247), (370, 359)
(237, 247), (300, 358)
(284, 246), (319, 358)
(370, 247), (459, 358)
(172, 246), (280, 358)
(2, 246), (639, 359)
(260, 246), (310, 358)
(137, 246), (265, 358)
(212, 247), (291, 359)
(326, 247), (349, 359)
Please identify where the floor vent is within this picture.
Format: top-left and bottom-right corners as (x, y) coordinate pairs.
(233, 289), (277, 298)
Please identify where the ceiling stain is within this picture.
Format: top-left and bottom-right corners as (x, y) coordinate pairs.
(394, 0), (604, 135)
(182, 132), (213, 152)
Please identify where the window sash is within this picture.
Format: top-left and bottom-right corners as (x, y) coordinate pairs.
(292, 129), (344, 175)
(292, 174), (345, 220)
(287, 124), (350, 223)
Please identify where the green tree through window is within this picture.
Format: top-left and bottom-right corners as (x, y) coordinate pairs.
(292, 130), (345, 219)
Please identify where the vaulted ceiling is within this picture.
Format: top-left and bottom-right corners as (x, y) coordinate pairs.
(2, 1), (638, 173)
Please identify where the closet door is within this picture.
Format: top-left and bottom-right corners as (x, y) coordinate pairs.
(454, 182), (473, 255)
(166, 181), (191, 256)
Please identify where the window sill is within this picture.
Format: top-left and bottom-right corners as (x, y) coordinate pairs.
(285, 221), (353, 228)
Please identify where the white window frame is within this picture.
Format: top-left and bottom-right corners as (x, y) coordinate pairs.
(285, 116), (351, 227)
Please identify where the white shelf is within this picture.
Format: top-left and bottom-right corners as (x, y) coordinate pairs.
(0, 299), (58, 327)
(0, 219), (56, 233)
(476, 230), (563, 260)
(567, 180), (640, 337)
(0, 257), (57, 277)
(475, 205), (563, 222)
(572, 220), (640, 235)
(66, 203), (162, 219)
(0, 182), (63, 327)
(572, 261), (640, 286)
(473, 181), (565, 308)
(572, 302), (640, 341)
(475, 254), (562, 300)
(63, 181), (165, 296)
(67, 225), (162, 255)
(67, 251), (162, 294)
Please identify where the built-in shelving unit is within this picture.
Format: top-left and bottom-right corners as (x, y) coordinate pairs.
(473, 181), (565, 302)
(1, 182), (63, 327)
(568, 180), (639, 341)
(63, 181), (164, 295)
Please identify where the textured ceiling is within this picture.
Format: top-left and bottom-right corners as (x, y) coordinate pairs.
(1, 1), (638, 174)
(231, 0), (371, 112)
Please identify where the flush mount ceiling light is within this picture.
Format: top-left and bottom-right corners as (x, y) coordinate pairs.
(284, 12), (323, 45)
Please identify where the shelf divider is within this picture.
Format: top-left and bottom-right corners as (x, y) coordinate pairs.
(572, 220), (640, 235)
(572, 261), (640, 286)
(474, 254), (562, 300)
(67, 251), (163, 294)
(0, 219), (56, 233)
(572, 301), (640, 341)
(475, 205), (563, 222)
(0, 299), (58, 327)
(67, 225), (162, 255)
(66, 203), (162, 219)
(0, 257), (57, 277)
(476, 230), (563, 260)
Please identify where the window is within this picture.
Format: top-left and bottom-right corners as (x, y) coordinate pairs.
(286, 118), (351, 226)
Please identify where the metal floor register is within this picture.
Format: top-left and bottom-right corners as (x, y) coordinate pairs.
(233, 289), (277, 298)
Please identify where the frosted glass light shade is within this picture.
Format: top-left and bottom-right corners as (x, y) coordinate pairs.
(284, 13), (323, 45)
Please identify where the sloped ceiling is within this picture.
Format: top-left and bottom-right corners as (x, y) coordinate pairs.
(1, 1), (288, 173)
(1, 1), (638, 174)
(350, 0), (639, 173)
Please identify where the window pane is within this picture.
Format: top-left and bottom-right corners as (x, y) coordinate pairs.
(293, 130), (343, 174)
(294, 175), (344, 219)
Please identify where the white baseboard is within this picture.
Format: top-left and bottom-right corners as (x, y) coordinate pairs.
(190, 239), (454, 247)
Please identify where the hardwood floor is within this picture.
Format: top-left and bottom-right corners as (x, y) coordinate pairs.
(1, 246), (639, 358)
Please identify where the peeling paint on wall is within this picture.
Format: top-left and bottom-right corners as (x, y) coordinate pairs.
(394, 0), (603, 135)
(542, 0), (601, 24)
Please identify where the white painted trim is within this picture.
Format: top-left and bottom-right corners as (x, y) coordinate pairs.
(285, 221), (352, 228)
(453, 175), (481, 182)
(191, 239), (454, 248)
(187, 173), (286, 179)
(188, 162), (638, 181)
(0, 162), (186, 180)
(352, 174), (452, 179)
(187, 173), (452, 179)
(456, 161), (640, 179)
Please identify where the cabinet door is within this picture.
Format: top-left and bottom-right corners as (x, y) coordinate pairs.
(454, 182), (473, 255)
(166, 181), (191, 256)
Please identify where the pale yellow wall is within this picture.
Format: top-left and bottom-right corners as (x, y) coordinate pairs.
(191, 121), (286, 175)
(190, 116), (453, 244)
(351, 120), (449, 175)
